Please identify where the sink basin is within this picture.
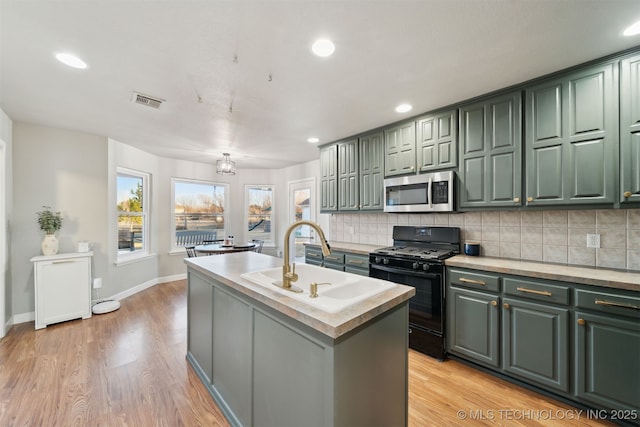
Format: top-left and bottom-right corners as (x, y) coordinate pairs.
(240, 263), (396, 313)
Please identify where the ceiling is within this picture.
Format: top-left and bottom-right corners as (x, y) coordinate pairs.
(1, 1), (639, 169)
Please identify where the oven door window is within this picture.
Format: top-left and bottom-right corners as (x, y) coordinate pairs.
(380, 270), (442, 334)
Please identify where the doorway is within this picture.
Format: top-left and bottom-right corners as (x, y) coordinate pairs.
(288, 178), (315, 262)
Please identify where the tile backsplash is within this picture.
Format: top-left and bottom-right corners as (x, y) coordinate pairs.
(328, 209), (640, 271)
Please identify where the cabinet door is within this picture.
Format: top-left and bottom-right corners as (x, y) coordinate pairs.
(417, 110), (457, 171)
(359, 132), (384, 210)
(526, 62), (618, 205)
(459, 92), (522, 208)
(35, 256), (91, 329)
(384, 121), (416, 176)
(447, 286), (500, 368)
(337, 139), (359, 211)
(320, 144), (337, 212)
(187, 272), (213, 383)
(213, 286), (252, 426)
(620, 53), (640, 204)
(575, 311), (640, 412)
(502, 297), (569, 392)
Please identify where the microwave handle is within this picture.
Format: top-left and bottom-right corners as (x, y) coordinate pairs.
(428, 176), (433, 208)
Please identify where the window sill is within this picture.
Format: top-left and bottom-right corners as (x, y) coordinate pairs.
(115, 252), (157, 267)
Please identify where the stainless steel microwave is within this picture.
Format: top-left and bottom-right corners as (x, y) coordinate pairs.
(384, 170), (455, 213)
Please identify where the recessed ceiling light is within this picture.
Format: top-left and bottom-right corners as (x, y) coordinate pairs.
(307, 137), (320, 143)
(623, 20), (640, 36)
(55, 52), (88, 69)
(311, 39), (335, 57)
(395, 103), (412, 113)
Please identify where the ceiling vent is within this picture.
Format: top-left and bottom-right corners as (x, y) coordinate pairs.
(131, 92), (164, 109)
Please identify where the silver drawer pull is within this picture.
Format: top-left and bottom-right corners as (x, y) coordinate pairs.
(517, 287), (552, 297)
(459, 277), (486, 286)
(307, 253), (322, 258)
(348, 260), (365, 265)
(595, 299), (640, 311)
(52, 260), (77, 264)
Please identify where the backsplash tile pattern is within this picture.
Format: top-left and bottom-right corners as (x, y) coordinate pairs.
(328, 209), (640, 272)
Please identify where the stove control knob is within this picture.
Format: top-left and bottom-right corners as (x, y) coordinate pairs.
(422, 264), (430, 271)
(374, 257), (382, 264)
(383, 258), (390, 265)
(412, 262), (420, 270)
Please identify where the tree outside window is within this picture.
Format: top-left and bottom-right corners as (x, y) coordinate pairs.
(117, 171), (148, 256)
(246, 186), (273, 244)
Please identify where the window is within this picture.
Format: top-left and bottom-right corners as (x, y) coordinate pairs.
(246, 185), (274, 244)
(172, 179), (228, 249)
(117, 168), (149, 259)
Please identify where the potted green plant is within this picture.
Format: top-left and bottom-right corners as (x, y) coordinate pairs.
(36, 206), (63, 255)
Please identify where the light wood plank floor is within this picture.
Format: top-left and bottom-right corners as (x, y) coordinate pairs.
(0, 280), (612, 426)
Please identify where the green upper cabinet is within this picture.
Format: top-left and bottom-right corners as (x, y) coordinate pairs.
(416, 110), (457, 172)
(459, 91), (522, 208)
(337, 139), (359, 211)
(358, 131), (384, 211)
(525, 61), (618, 206)
(620, 53), (640, 204)
(384, 121), (416, 177)
(319, 144), (338, 212)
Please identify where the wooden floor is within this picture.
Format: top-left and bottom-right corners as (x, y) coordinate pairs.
(0, 280), (612, 426)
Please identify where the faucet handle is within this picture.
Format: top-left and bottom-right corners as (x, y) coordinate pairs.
(288, 262), (299, 283)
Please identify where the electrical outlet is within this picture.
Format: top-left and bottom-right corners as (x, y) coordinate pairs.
(348, 226), (355, 235)
(92, 277), (102, 289)
(586, 233), (600, 248)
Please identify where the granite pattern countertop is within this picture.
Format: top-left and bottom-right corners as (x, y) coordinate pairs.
(305, 241), (382, 255)
(306, 241), (640, 292)
(446, 255), (640, 292)
(185, 252), (415, 339)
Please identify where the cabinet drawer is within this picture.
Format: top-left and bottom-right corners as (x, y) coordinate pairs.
(324, 262), (345, 272)
(323, 252), (345, 264)
(305, 247), (324, 262)
(345, 253), (369, 270)
(448, 268), (500, 292)
(503, 278), (570, 305)
(575, 288), (640, 319)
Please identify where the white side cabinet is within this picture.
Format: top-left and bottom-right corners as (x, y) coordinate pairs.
(30, 252), (93, 330)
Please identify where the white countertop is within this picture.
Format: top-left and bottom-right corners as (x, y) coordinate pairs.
(307, 241), (640, 292)
(445, 255), (640, 292)
(185, 252), (415, 339)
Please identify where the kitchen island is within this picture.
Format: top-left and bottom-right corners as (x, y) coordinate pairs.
(185, 252), (415, 427)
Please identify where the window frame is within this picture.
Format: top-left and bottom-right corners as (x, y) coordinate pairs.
(244, 184), (275, 246)
(171, 178), (230, 253)
(116, 167), (150, 263)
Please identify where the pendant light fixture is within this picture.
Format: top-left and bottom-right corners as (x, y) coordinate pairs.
(216, 152), (236, 175)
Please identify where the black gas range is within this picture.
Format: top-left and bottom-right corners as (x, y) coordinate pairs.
(369, 226), (460, 360)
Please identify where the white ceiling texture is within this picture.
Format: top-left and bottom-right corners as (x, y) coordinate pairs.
(1, 1), (639, 169)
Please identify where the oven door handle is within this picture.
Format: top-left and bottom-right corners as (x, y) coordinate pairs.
(370, 264), (441, 280)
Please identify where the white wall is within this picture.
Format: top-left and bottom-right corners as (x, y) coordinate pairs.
(8, 122), (324, 322)
(12, 122), (108, 316)
(0, 108), (13, 328)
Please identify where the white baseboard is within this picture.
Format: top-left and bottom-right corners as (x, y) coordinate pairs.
(11, 273), (188, 327)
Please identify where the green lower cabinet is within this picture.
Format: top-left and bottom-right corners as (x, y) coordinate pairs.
(447, 267), (640, 418)
(575, 311), (640, 412)
(502, 297), (570, 393)
(447, 286), (500, 368)
(304, 246), (324, 266)
(344, 253), (369, 276)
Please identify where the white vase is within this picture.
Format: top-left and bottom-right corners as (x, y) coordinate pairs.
(41, 234), (59, 255)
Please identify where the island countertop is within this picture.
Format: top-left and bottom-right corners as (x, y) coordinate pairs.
(185, 252), (415, 339)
